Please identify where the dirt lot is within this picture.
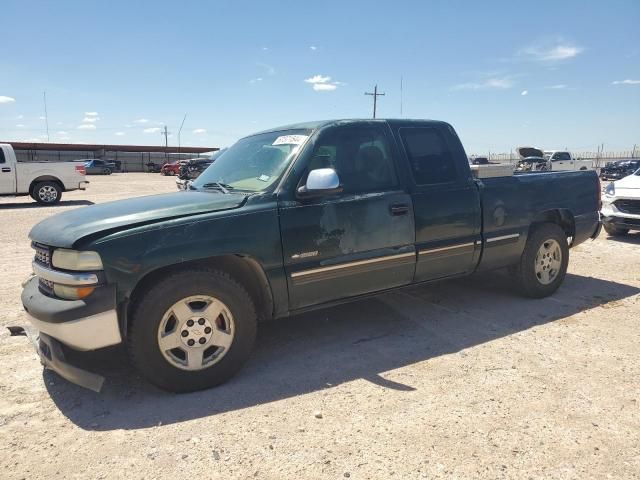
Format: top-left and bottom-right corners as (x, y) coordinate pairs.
(0, 173), (638, 479)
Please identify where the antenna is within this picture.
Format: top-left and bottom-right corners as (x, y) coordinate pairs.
(400, 76), (403, 117)
(43, 91), (50, 142)
(178, 113), (187, 156)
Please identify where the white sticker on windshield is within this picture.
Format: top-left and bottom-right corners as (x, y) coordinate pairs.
(272, 135), (308, 146)
(258, 174), (270, 182)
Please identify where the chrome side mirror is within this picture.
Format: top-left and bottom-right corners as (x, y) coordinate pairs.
(297, 168), (342, 197)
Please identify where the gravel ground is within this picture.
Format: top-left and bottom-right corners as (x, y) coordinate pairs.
(1, 173), (639, 479)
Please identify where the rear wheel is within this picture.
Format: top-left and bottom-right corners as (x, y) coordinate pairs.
(603, 223), (629, 236)
(32, 181), (62, 205)
(103, 168), (112, 175)
(511, 223), (569, 298)
(128, 268), (257, 392)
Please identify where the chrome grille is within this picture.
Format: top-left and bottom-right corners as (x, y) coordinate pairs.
(33, 243), (52, 267)
(32, 243), (54, 295)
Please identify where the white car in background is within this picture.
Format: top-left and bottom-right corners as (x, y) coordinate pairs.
(0, 144), (88, 205)
(601, 168), (640, 236)
(544, 150), (594, 171)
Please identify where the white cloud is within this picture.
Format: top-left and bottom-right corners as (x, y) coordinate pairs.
(310, 46), (317, 51)
(305, 74), (331, 84)
(77, 124), (96, 130)
(193, 128), (207, 134)
(249, 77), (263, 84)
(85, 111), (99, 116)
(521, 90), (528, 96)
(304, 74), (342, 92)
(39, 116), (46, 120)
(262, 46), (269, 51)
(612, 79), (640, 85)
(519, 40), (583, 62)
(313, 83), (338, 91)
(16, 124), (25, 128)
(452, 77), (514, 90)
(143, 127), (161, 133)
(134, 118), (149, 124)
(17, 114), (24, 119)
(82, 116), (100, 123)
(56, 131), (68, 135)
(545, 84), (568, 89)
(115, 131), (125, 136)
(0, 96), (16, 104)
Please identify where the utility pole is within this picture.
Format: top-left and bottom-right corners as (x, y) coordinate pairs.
(364, 85), (385, 119)
(162, 125), (170, 162)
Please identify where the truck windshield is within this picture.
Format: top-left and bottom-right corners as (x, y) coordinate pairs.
(192, 129), (311, 193)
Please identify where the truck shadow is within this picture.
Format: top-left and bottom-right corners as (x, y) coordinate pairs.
(45, 271), (639, 431)
(602, 232), (640, 245)
(0, 200), (94, 210)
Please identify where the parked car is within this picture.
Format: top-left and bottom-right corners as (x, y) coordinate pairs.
(160, 160), (183, 176)
(0, 144), (88, 205)
(471, 156), (490, 165)
(84, 159), (116, 175)
(600, 159), (640, 181)
(543, 150), (593, 171)
(176, 151), (225, 190)
(21, 119), (601, 392)
(601, 167), (640, 236)
(516, 147), (550, 172)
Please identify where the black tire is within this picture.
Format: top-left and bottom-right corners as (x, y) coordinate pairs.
(511, 223), (569, 298)
(103, 168), (112, 175)
(603, 223), (629, 236)
(33, 181), (62, 205)
(128, 268), (257, 393)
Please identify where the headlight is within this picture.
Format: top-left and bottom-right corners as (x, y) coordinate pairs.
(53, 284), (96, 300)
(52, 249), (103, 271)
(604, 183), (615, 197)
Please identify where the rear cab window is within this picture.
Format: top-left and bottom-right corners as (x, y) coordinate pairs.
(399, 127), (458, 185)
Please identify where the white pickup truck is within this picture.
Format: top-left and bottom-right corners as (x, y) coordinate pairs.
(0, 144), (88, 205)
(544, 150), (594, 171)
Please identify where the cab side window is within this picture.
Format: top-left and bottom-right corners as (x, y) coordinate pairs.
(400, 127), (457, 184)
(0, 148), (5, 163)
(309, 126), (398, 194)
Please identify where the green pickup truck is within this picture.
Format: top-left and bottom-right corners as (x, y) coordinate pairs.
(21, 119), (601, 392)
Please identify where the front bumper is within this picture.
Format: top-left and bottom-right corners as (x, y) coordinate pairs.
(601, 198), (640, 230)
(32, 332), (105, 392)
(21, 277), (121, 351)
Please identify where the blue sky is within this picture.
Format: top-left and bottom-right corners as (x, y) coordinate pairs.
(0, 0), (638, 154)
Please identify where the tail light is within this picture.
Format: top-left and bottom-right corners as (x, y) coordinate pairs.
(75, 165), (86, 175)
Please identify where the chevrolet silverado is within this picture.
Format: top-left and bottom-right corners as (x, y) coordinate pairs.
(21, 119), (601, 392)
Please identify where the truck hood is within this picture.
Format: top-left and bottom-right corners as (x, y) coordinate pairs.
(29, 191), (247, 248)
(614, 172), (640, 193)
(516, 146), (544, 158)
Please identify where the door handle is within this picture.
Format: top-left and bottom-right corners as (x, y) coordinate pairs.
(1, 168), (11, 173)
(389, 204), (410, 216)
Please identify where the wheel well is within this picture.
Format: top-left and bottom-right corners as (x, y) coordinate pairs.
(29, 176), (65, 195)
(126, 255), (275, 330)
(530, 209), (575, 240)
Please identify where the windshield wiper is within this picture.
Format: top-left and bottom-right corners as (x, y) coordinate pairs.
(200, 182), (233, 194)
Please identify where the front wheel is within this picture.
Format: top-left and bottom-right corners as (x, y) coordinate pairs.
(511, 223), (569, 298)
(128, 268), (257, 392)
(603, 223), (629, 236)
(103, 168), (112, 175)
(33, 181), (62, 205)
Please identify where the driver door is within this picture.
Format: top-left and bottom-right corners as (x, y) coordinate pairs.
(278, 125), (416, 310)
(0, 147), (16, 194)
